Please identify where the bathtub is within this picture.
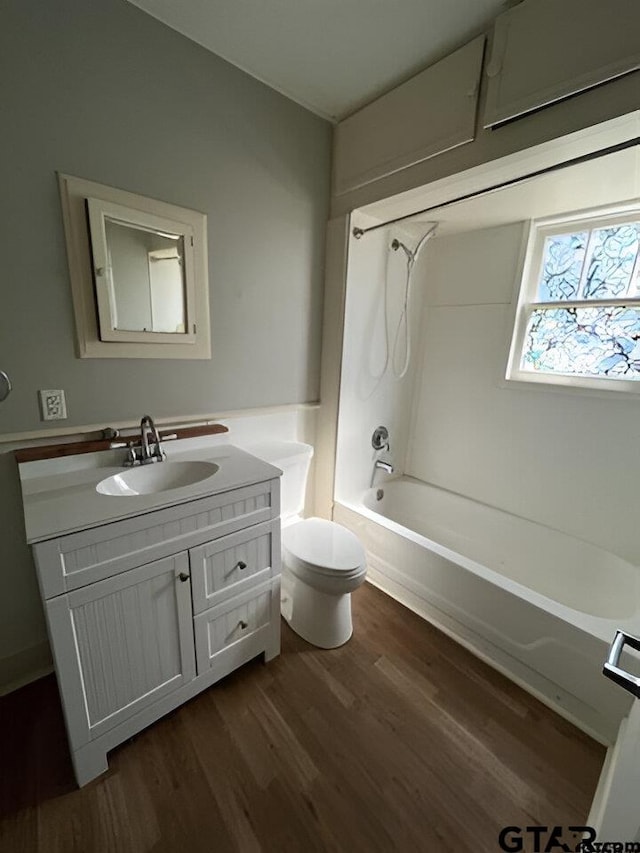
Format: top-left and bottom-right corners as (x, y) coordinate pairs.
(334, 477), (640, 743)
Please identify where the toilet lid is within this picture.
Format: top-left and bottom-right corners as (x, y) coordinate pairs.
(282, 518), (365, 575)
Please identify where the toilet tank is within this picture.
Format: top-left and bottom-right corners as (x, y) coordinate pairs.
(243, 441), (313, 521)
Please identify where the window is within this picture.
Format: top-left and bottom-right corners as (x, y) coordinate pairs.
(507, 203), (640, 392)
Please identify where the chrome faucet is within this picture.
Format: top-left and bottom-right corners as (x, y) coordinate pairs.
(139, 414), (165, 464)
(374, 459), (394, 474)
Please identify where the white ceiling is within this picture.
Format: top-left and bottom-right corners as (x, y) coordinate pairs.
(126, 0), (507, 121)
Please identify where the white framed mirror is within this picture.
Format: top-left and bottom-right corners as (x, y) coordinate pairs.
(58, 174), (211, 359)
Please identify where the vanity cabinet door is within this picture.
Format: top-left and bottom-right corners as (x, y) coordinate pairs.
(46, 552), (196, 749)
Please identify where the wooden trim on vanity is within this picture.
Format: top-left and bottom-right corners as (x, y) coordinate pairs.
(155, 424), (229, 440)
(13, 423), (229, 463)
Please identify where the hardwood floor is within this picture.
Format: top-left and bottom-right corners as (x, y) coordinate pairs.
(0, 583), (605, 852)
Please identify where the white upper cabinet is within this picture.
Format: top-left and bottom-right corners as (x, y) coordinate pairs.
(333, 36), (485, 197)
(484, 0), (640, 128)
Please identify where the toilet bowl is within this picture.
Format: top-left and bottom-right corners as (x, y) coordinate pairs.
(282, 517), (366, 648)
(243, 441), (367, 649)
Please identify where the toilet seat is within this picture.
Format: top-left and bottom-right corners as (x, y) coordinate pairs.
(282, 517), (366, 579)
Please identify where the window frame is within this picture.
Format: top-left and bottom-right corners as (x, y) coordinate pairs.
(506, 200), (640, 393)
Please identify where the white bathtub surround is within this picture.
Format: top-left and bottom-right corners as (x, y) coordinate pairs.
(335, 478), (639, 743)
(407, 217), (640, 566)
(339, 150), (640, 563)
(334, 162), (640, 740)
(335, 220), (434, 504)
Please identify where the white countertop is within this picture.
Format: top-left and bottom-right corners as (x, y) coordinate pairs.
(18, 443), (281, 543)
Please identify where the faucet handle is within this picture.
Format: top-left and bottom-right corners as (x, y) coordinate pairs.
(139, 414), (166, 464)
(124, 441), (140, 467)
(371, 426), (390, 452)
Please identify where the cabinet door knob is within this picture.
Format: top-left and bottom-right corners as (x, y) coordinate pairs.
(236, 561), (247, 571)
(238, 620), (248, 630)
(178, 572), (190, 583)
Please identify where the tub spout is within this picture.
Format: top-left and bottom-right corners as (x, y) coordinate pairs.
(374, 460), (394, 474)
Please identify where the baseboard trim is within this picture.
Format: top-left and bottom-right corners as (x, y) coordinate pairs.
(0, 641), (53, 696)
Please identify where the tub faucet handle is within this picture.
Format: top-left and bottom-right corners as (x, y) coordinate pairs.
(371, 426), (390, 451)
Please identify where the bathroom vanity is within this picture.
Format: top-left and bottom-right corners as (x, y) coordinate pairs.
(18, 444), (282, 786)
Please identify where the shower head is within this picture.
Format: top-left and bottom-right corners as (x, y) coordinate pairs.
(390, 223), (438, 266)
(391, 238), (414, 262)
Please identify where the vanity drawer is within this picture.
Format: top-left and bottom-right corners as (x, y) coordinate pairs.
(34, 480), (279, 599)
(189, 520), (280, 614)
(194, 580), (279, 675)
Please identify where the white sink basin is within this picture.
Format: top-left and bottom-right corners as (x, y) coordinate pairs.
(96, 461), (219, 496)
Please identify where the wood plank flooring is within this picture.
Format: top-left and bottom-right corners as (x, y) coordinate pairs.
(0, 583), (605, 852)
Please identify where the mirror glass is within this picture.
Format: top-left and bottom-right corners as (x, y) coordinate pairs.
(103, 217), (186, 334)
(85, 194), (199, 348)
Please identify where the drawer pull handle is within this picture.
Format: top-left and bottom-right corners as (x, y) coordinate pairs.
(178, 572), (190, 583)
(238, 620), (248, 630)
(236, 561), (247, 571)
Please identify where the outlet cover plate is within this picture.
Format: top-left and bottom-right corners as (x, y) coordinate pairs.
(39, 389), (67, 421)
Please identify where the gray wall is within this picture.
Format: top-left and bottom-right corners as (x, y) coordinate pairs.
(0, 0), (331, 435)
(0, 0), (331, 690)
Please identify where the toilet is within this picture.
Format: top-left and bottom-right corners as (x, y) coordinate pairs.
(245, 441), (367, 648)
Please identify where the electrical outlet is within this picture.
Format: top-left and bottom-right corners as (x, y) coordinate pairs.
(39, 389), (67, 421)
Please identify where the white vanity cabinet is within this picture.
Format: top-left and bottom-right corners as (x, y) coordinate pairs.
(30, 473), (281, 786)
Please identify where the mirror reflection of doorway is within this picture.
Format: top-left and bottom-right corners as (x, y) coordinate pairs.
(148, 248), (186, 333)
